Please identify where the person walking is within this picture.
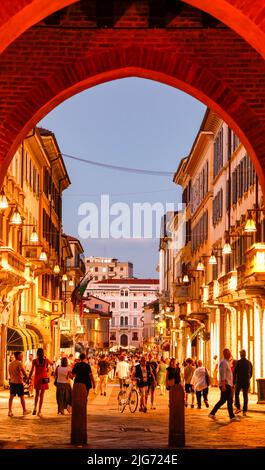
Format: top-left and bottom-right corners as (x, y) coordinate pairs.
(166, 358), (181, 390)
(191, 360), (209, 409)
(72, 353), (95, 395)
(25, 353), (34, 397)
(132, 356), (155, 413)
(55, 356), (72, 415)
(212, 355), (219, 387)
(208, 348), (240, 422)
(157, 358), (167, 396)
(146, 353), (158, 410)
(116, 355), (130, 390)
(8, 351), (31, 417)
(28, 348), (52, 417)
(98, 354), (110, 396)
(234, 349), (253, 416)
(184, 358), (195, 408)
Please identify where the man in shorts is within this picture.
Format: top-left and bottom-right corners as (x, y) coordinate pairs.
(184, 358), (195, 408)
(8, 351), (31, 417)
(98, 355), (110, 396)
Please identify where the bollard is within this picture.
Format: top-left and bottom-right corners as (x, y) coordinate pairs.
(71, 383), (88, 445)
(168, 383), (185, 448)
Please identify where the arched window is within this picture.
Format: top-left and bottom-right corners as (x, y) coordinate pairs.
(125, 316), (128, 326)
(120, 317), (124, 327)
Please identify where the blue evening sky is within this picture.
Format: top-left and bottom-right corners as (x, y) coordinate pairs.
(39, 78), (206, 278)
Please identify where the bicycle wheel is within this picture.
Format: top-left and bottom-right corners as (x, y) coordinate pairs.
(118, 390), (127, 413)
(128, 389), (138, 413)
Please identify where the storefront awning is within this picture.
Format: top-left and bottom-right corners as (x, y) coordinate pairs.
(7, 326), (40, 351)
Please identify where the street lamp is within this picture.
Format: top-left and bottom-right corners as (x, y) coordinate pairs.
(39, 248), (48, 262)
(29, 227), (39, 243)
(53, 264), (60, 274)
(69, 278), (74, 287)
(10, 206), (22, 225)
(0, 190), (8, 210)
(62, 273), (68, 282)
(197, 259), (205, 271)
(244, 212), (257, 233)
(208, 251), (217, 265)
(222, 240), (232, 255)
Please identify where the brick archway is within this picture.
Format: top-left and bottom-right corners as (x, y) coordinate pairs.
(1, 47), (265, 191)
(0, 1), (265, 192)
(1, 1), (265, 57)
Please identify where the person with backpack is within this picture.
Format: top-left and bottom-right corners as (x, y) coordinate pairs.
(190, 360), (210, 409)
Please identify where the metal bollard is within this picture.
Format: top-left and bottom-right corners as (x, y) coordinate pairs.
(71, 383), (88, 445)
(168, 383), (185, 448)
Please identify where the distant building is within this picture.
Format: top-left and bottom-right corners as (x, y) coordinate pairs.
(85, 256), (133, 282)
(81, 295), (111, 354)
(84, 279), (159, 351)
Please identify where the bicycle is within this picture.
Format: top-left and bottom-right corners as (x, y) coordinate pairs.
(117, 378), (139, 413)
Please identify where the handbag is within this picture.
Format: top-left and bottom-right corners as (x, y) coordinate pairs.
(42, 377), (50, 384)
(205, 368), (210, 387)
(54, 377), (57, 386)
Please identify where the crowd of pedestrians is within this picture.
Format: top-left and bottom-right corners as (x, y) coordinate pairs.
(7, 347), (253, 421)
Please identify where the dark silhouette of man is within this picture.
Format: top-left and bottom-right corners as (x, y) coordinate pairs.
(234, 349), (253, 416)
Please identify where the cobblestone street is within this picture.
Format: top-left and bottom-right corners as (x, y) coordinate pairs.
(0, 383), (265, 450)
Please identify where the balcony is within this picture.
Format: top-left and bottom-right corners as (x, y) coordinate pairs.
(60, 319), (71, 332)
(218, 271), (237, 298)
(0, 246), (26, 276)
(208, 280), (220, 301)
(245, 243), (265, 281)
(75, 325), (84, 334)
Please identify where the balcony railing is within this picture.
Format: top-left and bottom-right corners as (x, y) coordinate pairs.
(218, 271), (237, 297)
(245, 243), (265, 280)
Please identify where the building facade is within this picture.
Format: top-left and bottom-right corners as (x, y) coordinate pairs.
(59, 235), (86, 355)
(85, 257), (133, 282)
(0, 127), (70, 385)
(160, 108), (265, 392)
(82, 295), (111, 354)
(84, 279), (159, 351)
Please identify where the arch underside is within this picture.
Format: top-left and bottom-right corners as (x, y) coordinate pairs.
(0, 1), (264, 193)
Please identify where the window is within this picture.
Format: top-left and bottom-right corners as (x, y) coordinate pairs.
(125, 317), (128, 326)
(133, 317), (137, 326)
(110, 332), (116, 340)
(143, 302), (147, 307)
(95, 304), (102, 310)
(133, 302), (137, 309)
(120, 302), (124, 309)
(120, 267), (124, 271)
(111, 302), (115, 308)
(213, 128), (223, 178)
(95, 267), (98, 272)
(124, 302), (128, 309)
(120, 317), (124, 327)
(94, 276), (98, 281)
(109, 267), (114, 272)
(111, 318), (115, 327)
(212, 189), (223, 226)
(132, 332), (138, 341)
(191, 210), (208, 252)
(124, 290), (128, 296)
(232, 154), (255, 204)
(120, 290), (124, 296)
